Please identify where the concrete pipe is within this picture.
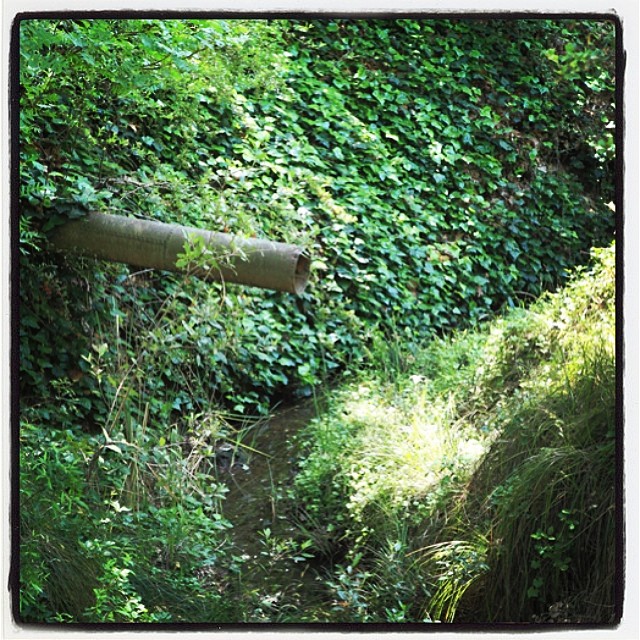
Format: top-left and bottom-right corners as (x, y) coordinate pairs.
(48, 211), (310, 295)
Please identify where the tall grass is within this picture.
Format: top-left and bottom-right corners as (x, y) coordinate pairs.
(291, 243), (617, 623)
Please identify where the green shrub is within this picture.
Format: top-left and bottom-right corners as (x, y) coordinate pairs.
(19, 421), (101, 621)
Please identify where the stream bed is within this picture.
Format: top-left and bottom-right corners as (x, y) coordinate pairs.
(219, 399), (329, 619)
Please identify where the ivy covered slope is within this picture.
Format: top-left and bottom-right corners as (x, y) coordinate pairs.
(19, 18), (616, 419)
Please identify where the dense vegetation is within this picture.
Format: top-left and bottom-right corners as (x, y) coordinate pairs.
(291, 243), (616, 623)
(17, 17), (617, 624)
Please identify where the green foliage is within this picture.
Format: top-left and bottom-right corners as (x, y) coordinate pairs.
(291, 244), (615, 622)
(18, 17), (616, 623)
(81, 544), (171, 623)
(257, 18), (614, 336)
(19, 17), (615, 414)
(321, 530), (435, 623)
(19, 422), (100, 621)
(19, 287), (252, 623)
(20, 406), (245, 622)
(416, 538), (489, 623)
(20, 19), (285, 218)
(467, 249), (616, 623)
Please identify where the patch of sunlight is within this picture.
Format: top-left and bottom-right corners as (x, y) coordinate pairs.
(337, 384), (493, 519)
(455, 437), (485, 465)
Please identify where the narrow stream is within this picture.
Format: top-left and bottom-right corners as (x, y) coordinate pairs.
(219, 399), (328, 616)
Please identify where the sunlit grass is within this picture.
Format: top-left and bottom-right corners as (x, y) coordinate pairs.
(333, 383), (490, 520)
(292, 243), (616, 623)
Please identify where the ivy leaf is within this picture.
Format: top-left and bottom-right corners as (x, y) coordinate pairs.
(433, 173), (446, 184)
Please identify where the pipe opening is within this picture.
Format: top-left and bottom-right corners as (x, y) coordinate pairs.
(294, 253), (311, 295)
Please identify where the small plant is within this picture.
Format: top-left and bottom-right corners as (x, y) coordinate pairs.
(258, 527), (315, 565)
(325, 556), (373, 622)
(82, 544), (171, 623)
(416, 539), (489, 623)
